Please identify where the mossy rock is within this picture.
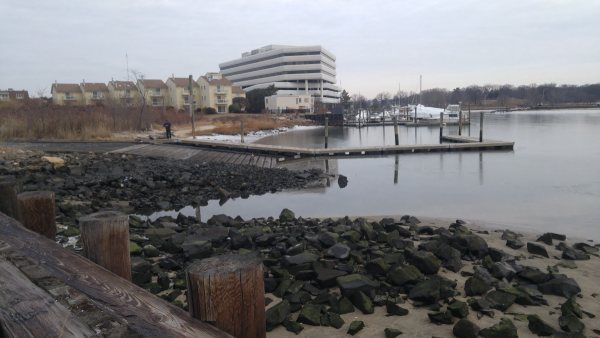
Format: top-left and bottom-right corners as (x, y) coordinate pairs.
(328, 312), (345, 329)
(347, 321), (365, 336)
(327, 297), (355, 314)
(266, 300), (291, 328)
(479, 318), (518, 338)
(351, 291), (374, 314)
(63, 227), (80, 236)
(558, 314), (584, 333)
(173, 279), (186, 290)
(528, 314), (557, 336)
(170, 300), (184, 309)
(428, 310), (454, 325)
(130, 242), (142, 255)
(453, 318), (480, 338)
(296, 304), (322, 326)
(283, 320), (304, 334)
(386, 303), (409, 316)
(561, 298), (582, 318)
(145, 283), (162, 294)
(447, 300), (469, 318)
(384, 328), (403, 338)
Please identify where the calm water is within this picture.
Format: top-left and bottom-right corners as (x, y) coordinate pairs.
(145, 110), (600, 238)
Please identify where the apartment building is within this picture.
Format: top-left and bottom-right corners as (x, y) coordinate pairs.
(166, 76), (200, 110)
(108, 80), (138, 105)
(0, 89), (29, 102)
(51, 83), (83, 105)
(219, 45), (341, 104)
(232, 86), (246, 99)
(137, 79), (168, 107)
(197, 72), (233, 113)
(80, 82), (109, 105)
(265, 94), (313, 113)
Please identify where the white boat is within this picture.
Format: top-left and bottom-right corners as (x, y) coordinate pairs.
(408, 104), (464, 122)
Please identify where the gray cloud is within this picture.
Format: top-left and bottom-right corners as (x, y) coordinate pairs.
(1, 0), (598, 97)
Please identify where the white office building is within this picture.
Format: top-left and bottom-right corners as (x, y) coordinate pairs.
(219, 45), (341, 104)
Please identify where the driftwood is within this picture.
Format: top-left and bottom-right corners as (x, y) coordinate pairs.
(17, 191), (56, 240)
(0, 212), (232, 338)
(187, 254), (266, 338)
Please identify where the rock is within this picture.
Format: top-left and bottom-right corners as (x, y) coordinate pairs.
(386, 303), (409, 316)
(156, 201), (171, 210)
(527, 242), (549, 258)
(351, 291), (374, 314)
(315, 268), (347, 288)
(281, 252), (320, 267)
(408, 279), (440, 303)
(538, 277), (581, 298)
(557, 260), (578, 269)
(506, 238), (525, 249)
(63, 227), (80, 237)
(479, 318), (519, 338)
(347, 321), (365, 336)
(337, 175), (348, 188)
(384, 328), (403, 338)
(428, 310), (454, 325)
(231, 234), (253, 250)
(324, 243), (351, 260)
(296, 304), (322, 326)
(561, 298), (582, 318)
(279, 208), (295, 222)
(266, 300), (291, 329)
(469, 297), (491, 311)
(285, 243), (304, 256)
(453, 318), (480, 338)
(573, 242), (599, 254)
(181, 235), (212, 260)
(129, 242), (142, 255)
(497, 286), (546, 306)
(328, 312), (345, 329)
(42, 156), (64, 164)
(558, 314), (584, 333)
(366, 258), (391, 276)
(518, 267), (549, 284)
(388, 266), (420, 286)
(485, 291), (517, 312)
(491, 262), (516, 281)
(447, 299), (469, 318)
(527, 314), (557, 336)
(318, 232), (339, 247)
(336, 274), (378, 298)
(207, 214), (230, 226)
(562, 247), (590, 261)
(453, 234), (488, 256)
(143, 245), (159, 257)
(464, 277), (492, 296)
(273, 280), (291, 298)
(409, 251), (441, 275)
(327, 297), (355, 315)
(536, 233), (554, 245)
(283, 320), (304, 334)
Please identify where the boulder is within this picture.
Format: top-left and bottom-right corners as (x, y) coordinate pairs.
(388, 266), (420, 286)
(538, 277), (581, 298)
(497, 286), (546, 306)
(536, 233), (554, 245)
(527, 314), (557, 336)
(200, 226), (229, 242)
(386, 303), (409, 316)
(337, 175), (348, 188)
(453, 234), (488, 256)
(453, 318), (480, 338)
(181, 235), (212, 260)
(281, 252), (320, 267)
(296, 304), (322, 326)
(366, 258), (391, 276)
(324, 243), (351, 260)
(558, 314), (584, 333)
(327, 297), (355, 315)
(506, 238), (525, 249)
(428, 310), (454, 325)
(408, 279), (440, 303)
(315, 268), (347, 288)
(518, 267), (549, 284)
(527, 242), (549, 258)
(485, 291), (517, 312)
(318, 232), (339, 247)
(447, 299), (469, 318)
(283, 320), (304, 334)
(336, 274), (378, 298)
(384, 328), (403, 338)
(347, 321), (364, 336)
(279, 208), (295, 222)
(479, 318), (518, 338)
(328, 312), (345, 329)
(464, 277), (492, 296)
(562, 247), (590, 261)
(490, 262), (516, 281)
(231, 234), (253, 250)
(409, 251), (441, 275)
(561, 298), (582, 318)
(351, 291), (374, 314)
(265, 300), (291, 329)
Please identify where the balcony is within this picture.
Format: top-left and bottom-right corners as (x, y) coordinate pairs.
(0, 96), (9, 101)
(215, 88), (229, 94)
(63, 96), (77, 100)
(150, 91), (163, 97)
(91, 95), (104, 100)
(216, 99), (229, 104)
(182, 90), (197, 95)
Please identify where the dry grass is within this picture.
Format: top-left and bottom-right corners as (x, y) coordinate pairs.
(181, 114), (295, 137)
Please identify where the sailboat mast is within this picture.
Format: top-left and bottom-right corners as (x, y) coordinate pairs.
(419, 75), (422, 105)
(126, 50), (130, 81)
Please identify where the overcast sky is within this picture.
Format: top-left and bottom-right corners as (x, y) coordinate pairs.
(1, 0), (598, 98)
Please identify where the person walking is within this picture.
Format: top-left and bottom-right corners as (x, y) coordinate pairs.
(163, 120), (172, 139)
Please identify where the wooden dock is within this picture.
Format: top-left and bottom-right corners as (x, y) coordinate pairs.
(110, 144), (280, 168)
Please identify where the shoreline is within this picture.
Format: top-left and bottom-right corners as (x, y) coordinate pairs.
(186, 125), (322, 143)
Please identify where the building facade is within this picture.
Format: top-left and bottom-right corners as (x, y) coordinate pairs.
(219, 45), (341, 104)
(166, 76), (200, 110)
(108, 80), (138, 105)
(51, 83), (83, 105)
(137, 79), (168, 107)
(80, 82), (109, 105)
(0, 89), (29, 102)
(265, 94), (313, 113)
(197, 72), (233, 113)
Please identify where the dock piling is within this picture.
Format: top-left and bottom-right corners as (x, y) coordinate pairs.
(17, 191), (56, 240)
(479, 112), (484, 142)
(79, 211), (132, 281)
(439, 113), (444, 144)
(459, 111), (462, 136)
(325, 117), (329, 149)
(0, 178), (22, 221)
(394, 116), (399, 145)
(241, 120), (244, 143)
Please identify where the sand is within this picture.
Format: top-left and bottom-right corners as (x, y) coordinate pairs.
(265, 216), (600, 338)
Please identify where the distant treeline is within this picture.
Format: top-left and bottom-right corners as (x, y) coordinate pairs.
(350, 83), (600, 109)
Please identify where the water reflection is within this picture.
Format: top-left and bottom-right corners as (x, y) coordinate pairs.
(394, 155), (399, 185)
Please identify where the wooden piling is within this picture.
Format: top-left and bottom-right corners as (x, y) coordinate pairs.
(190, 75), (195, 139)
(187, 254), (265, 338)
(479, 112), (484, 142)
(394, 116), (399, 145)
(241, 120), (244, 143)
(0, 178), (22, 221)
(79, 211), (131, 281)
(324, 117), (329, 149)
(459, 111), (462, 136)
(16, 191), (56, 240)
(439, 112), (444, 144)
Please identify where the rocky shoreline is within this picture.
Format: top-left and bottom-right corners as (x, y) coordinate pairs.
(2, 150), (600, 338)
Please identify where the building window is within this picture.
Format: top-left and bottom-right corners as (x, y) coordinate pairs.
(152, 98), (160, 106)
(126, 89), (131, 94)
(218, 106), (226, 113)
(266, 99), (268, 103)
(154, 88), (160, 94)
(16, 93), (24, 99)
(0, 94), (8, 101)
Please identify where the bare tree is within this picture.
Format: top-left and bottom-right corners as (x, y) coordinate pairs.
(130, 69), (149, 131)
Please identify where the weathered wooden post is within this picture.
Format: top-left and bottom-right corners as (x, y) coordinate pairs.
(459, 111), (462, 136)
(479, 112), (484, 142)
(79, 211), (131, 281)
(16, 191), (56, 240)
(241, 120), (244, 143)
(324, 117), (329, 149)
(190, 75), (196, 139)
(187, 254), (265, 338)
(394, 116), (399, 145)
(439, 112), (444, 144)
(0, 178), (22, 221)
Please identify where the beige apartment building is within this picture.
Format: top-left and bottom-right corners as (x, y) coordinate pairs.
(166, 76), (200, 110)
(197, 72), (233, 113)
(232, 86), (246, 99)
(265, 94), (313, 113)
(80, 82), (109, 105)
(51, 83), (83, 105)
(0, 89), (29, 103)
(108, 80), (138, 105)
(137, 79), (168, 107)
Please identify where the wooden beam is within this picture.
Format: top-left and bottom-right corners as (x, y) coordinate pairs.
(0, 213), (232, 338)
(0, 257), (99, 338)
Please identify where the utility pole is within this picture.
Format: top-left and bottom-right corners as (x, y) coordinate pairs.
(189, 75), (195, 139)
